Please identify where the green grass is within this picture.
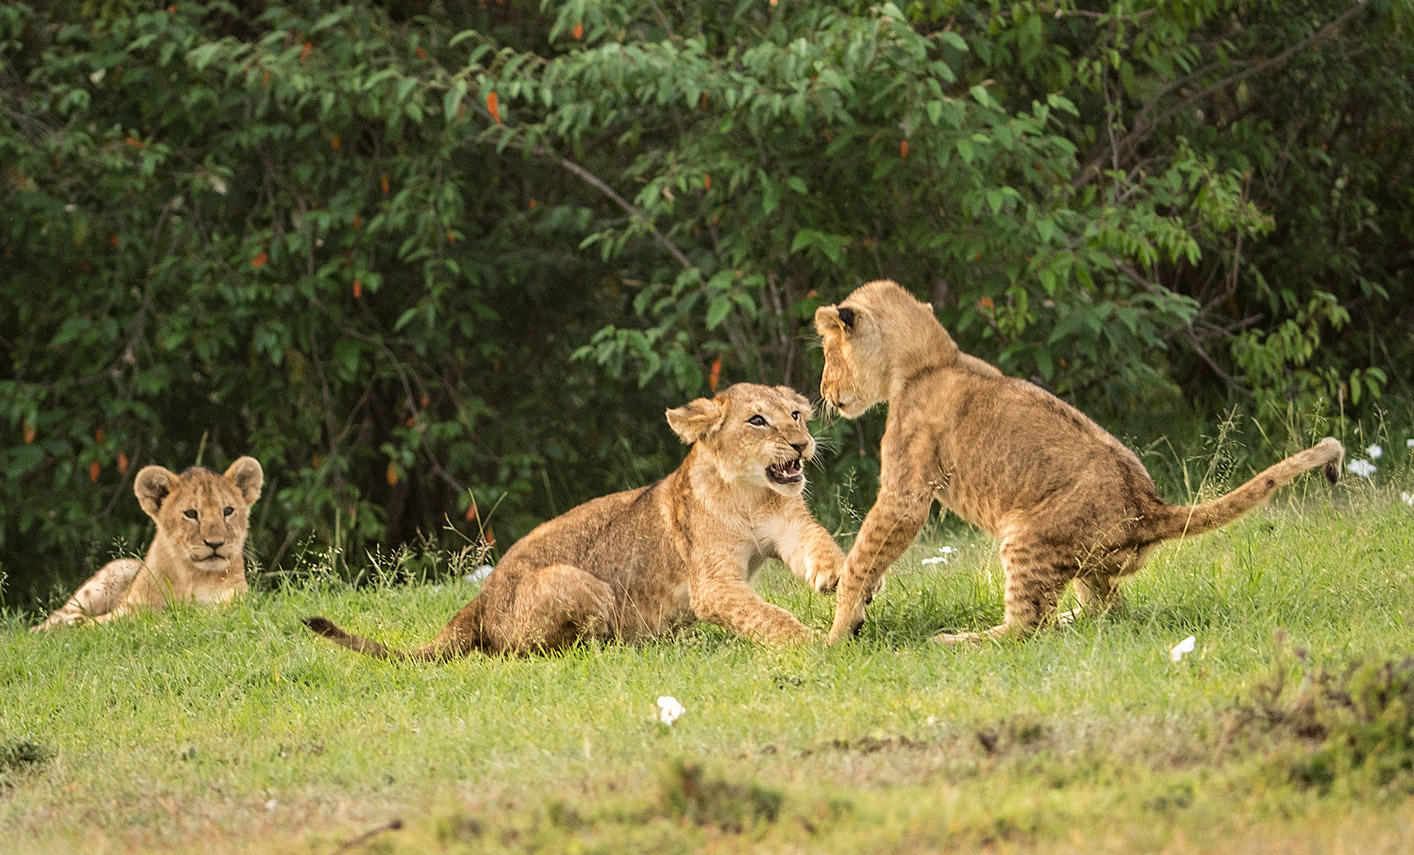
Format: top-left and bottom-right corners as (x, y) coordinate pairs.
(4, 467), (1414, 854)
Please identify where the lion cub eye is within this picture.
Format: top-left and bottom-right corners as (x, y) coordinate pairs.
(222, 506), (235, 517)
(747, 415), (768, 427)
(790, 411), (802, 421)
(183, 509), (198, 520)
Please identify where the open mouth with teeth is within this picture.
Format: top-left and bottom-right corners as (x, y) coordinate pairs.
(766, 458), (805, 485)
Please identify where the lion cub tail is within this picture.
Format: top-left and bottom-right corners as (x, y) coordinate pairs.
(301, 616), (461, 663)
(1150, 437), (1343, 542)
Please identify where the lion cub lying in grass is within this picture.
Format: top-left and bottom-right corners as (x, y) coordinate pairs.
(304, 383), (843, 659)
(815, 279), (1343, 644)
(32, 457), (264, 631)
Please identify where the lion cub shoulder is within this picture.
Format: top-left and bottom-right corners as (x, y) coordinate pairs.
(32, 457), (264, 631)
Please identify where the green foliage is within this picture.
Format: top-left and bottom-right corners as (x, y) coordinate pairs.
(1, 0), (1408, 606)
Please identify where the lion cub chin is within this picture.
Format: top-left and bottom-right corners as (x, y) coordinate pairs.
(815, 279), (1343, 644)
(32, 457), (264, 631)
(304, 383), (844, 661)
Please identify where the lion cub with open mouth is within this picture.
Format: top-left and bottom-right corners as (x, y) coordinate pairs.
(304, 383), (842, 659)
(815, 279), (1343, 644)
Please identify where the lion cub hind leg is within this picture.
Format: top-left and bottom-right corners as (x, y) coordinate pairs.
(934, 540), (1074, 645)
(504, 564), (614, 654)
(31, 558), (143, 632)
(1058, 575), (1124, 626)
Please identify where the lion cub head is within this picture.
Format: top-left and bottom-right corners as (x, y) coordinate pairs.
(815, 280), (959, 417)
(134, 457), (264, 570)
(666, 384), (817, 497)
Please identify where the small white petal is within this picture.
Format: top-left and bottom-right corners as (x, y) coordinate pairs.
(1170, 635), (1196, 663)
(265, 799), (278, 812)
(1407, 438), (1414, 449)
(1402, 492), (1414, 507)
(939, 546), (956, 554)
(1367, 444), (1383, 459)
(657, 695), (685, 725)
(89, 68), (107, 84)
(920, 556), (949, 566)
(464, 564), (494, 583)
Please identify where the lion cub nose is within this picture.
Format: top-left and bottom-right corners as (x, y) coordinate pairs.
(204, 539), (225, 549)
(790, 441), (809, 456)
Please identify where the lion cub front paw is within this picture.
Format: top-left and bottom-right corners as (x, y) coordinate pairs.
(807, 560), (841, 593)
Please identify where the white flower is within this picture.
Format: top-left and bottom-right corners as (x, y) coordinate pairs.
(89, 68), (106, 85)
(1170, 635), (1196, 663)
(1402, 492), (1414, 507)
(657, 695), (685, 726)
(1347, 459), (1378, 478)
(1367, 444), (1383, 460)
(1407, 438), (1414, 449)
(264, 799), (278, 812)
(921, 546), (958, 566)
(464, 564), (494, 583)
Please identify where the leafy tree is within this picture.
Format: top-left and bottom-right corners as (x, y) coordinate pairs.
(1, 0), (1406, 611)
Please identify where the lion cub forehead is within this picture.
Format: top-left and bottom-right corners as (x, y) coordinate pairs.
(721, 383), (811, 414)
(173, 467), (243, 499)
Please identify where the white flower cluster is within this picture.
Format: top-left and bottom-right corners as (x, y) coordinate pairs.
(1347, 444), (1382, 479)
(920, 545), (958, 566)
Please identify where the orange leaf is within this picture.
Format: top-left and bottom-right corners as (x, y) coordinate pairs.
(95, 428), (104, 444)
(117, 451), (129, 475)
(89, 461), (101, 482)
(299, 42), (312, 62)
(483, 525), (496, 547)
(386, 461), (399, 486)
(353, 279), (362, 298)
(22, 421), (35, 444)
(405, 416), (415, 427)
(420, 395), (430, 407)
(486, 91), (500, 123)
(464, 503), (478, 522)
(703, 173), (711, 191)
(979, 296), (994, 311)
(124, 136), (145, 149)
(527, 198), (537, 209)
(353, 214), (362, 230)
(708, 356), (722, 393)
(700, 92), (709, 109)
(415, 46), (428, 59)
(900, 139), (909, 159)
(108, 234), (119, 248)
(330, 135), (341, 151)
(251, 251), (268, 268)
(380, 174), (390, 194)
(572, 23), (584, 40)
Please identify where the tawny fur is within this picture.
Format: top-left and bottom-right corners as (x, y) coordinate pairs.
(31, 457), (264, 631)
(815, 280), (1344, 644)
(303, 384), (843, 661)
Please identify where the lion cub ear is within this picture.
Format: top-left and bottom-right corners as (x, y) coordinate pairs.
(134, 466), (179, 519)
(666, 397), (725, 444)
(224, 456), (264, 505)
(814, 305), (856, 334)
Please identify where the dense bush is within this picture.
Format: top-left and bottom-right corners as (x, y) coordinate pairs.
(1, 0), (1408, 610)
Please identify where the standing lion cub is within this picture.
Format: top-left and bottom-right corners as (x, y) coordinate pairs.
(303, 383), (843, 659)
(815, 279), (1343, 644)
(32, 457), (264, 631)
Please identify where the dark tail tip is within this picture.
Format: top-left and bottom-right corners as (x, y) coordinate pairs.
(1323, 460), (1340, 484)
(302, 616), (340, 637)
